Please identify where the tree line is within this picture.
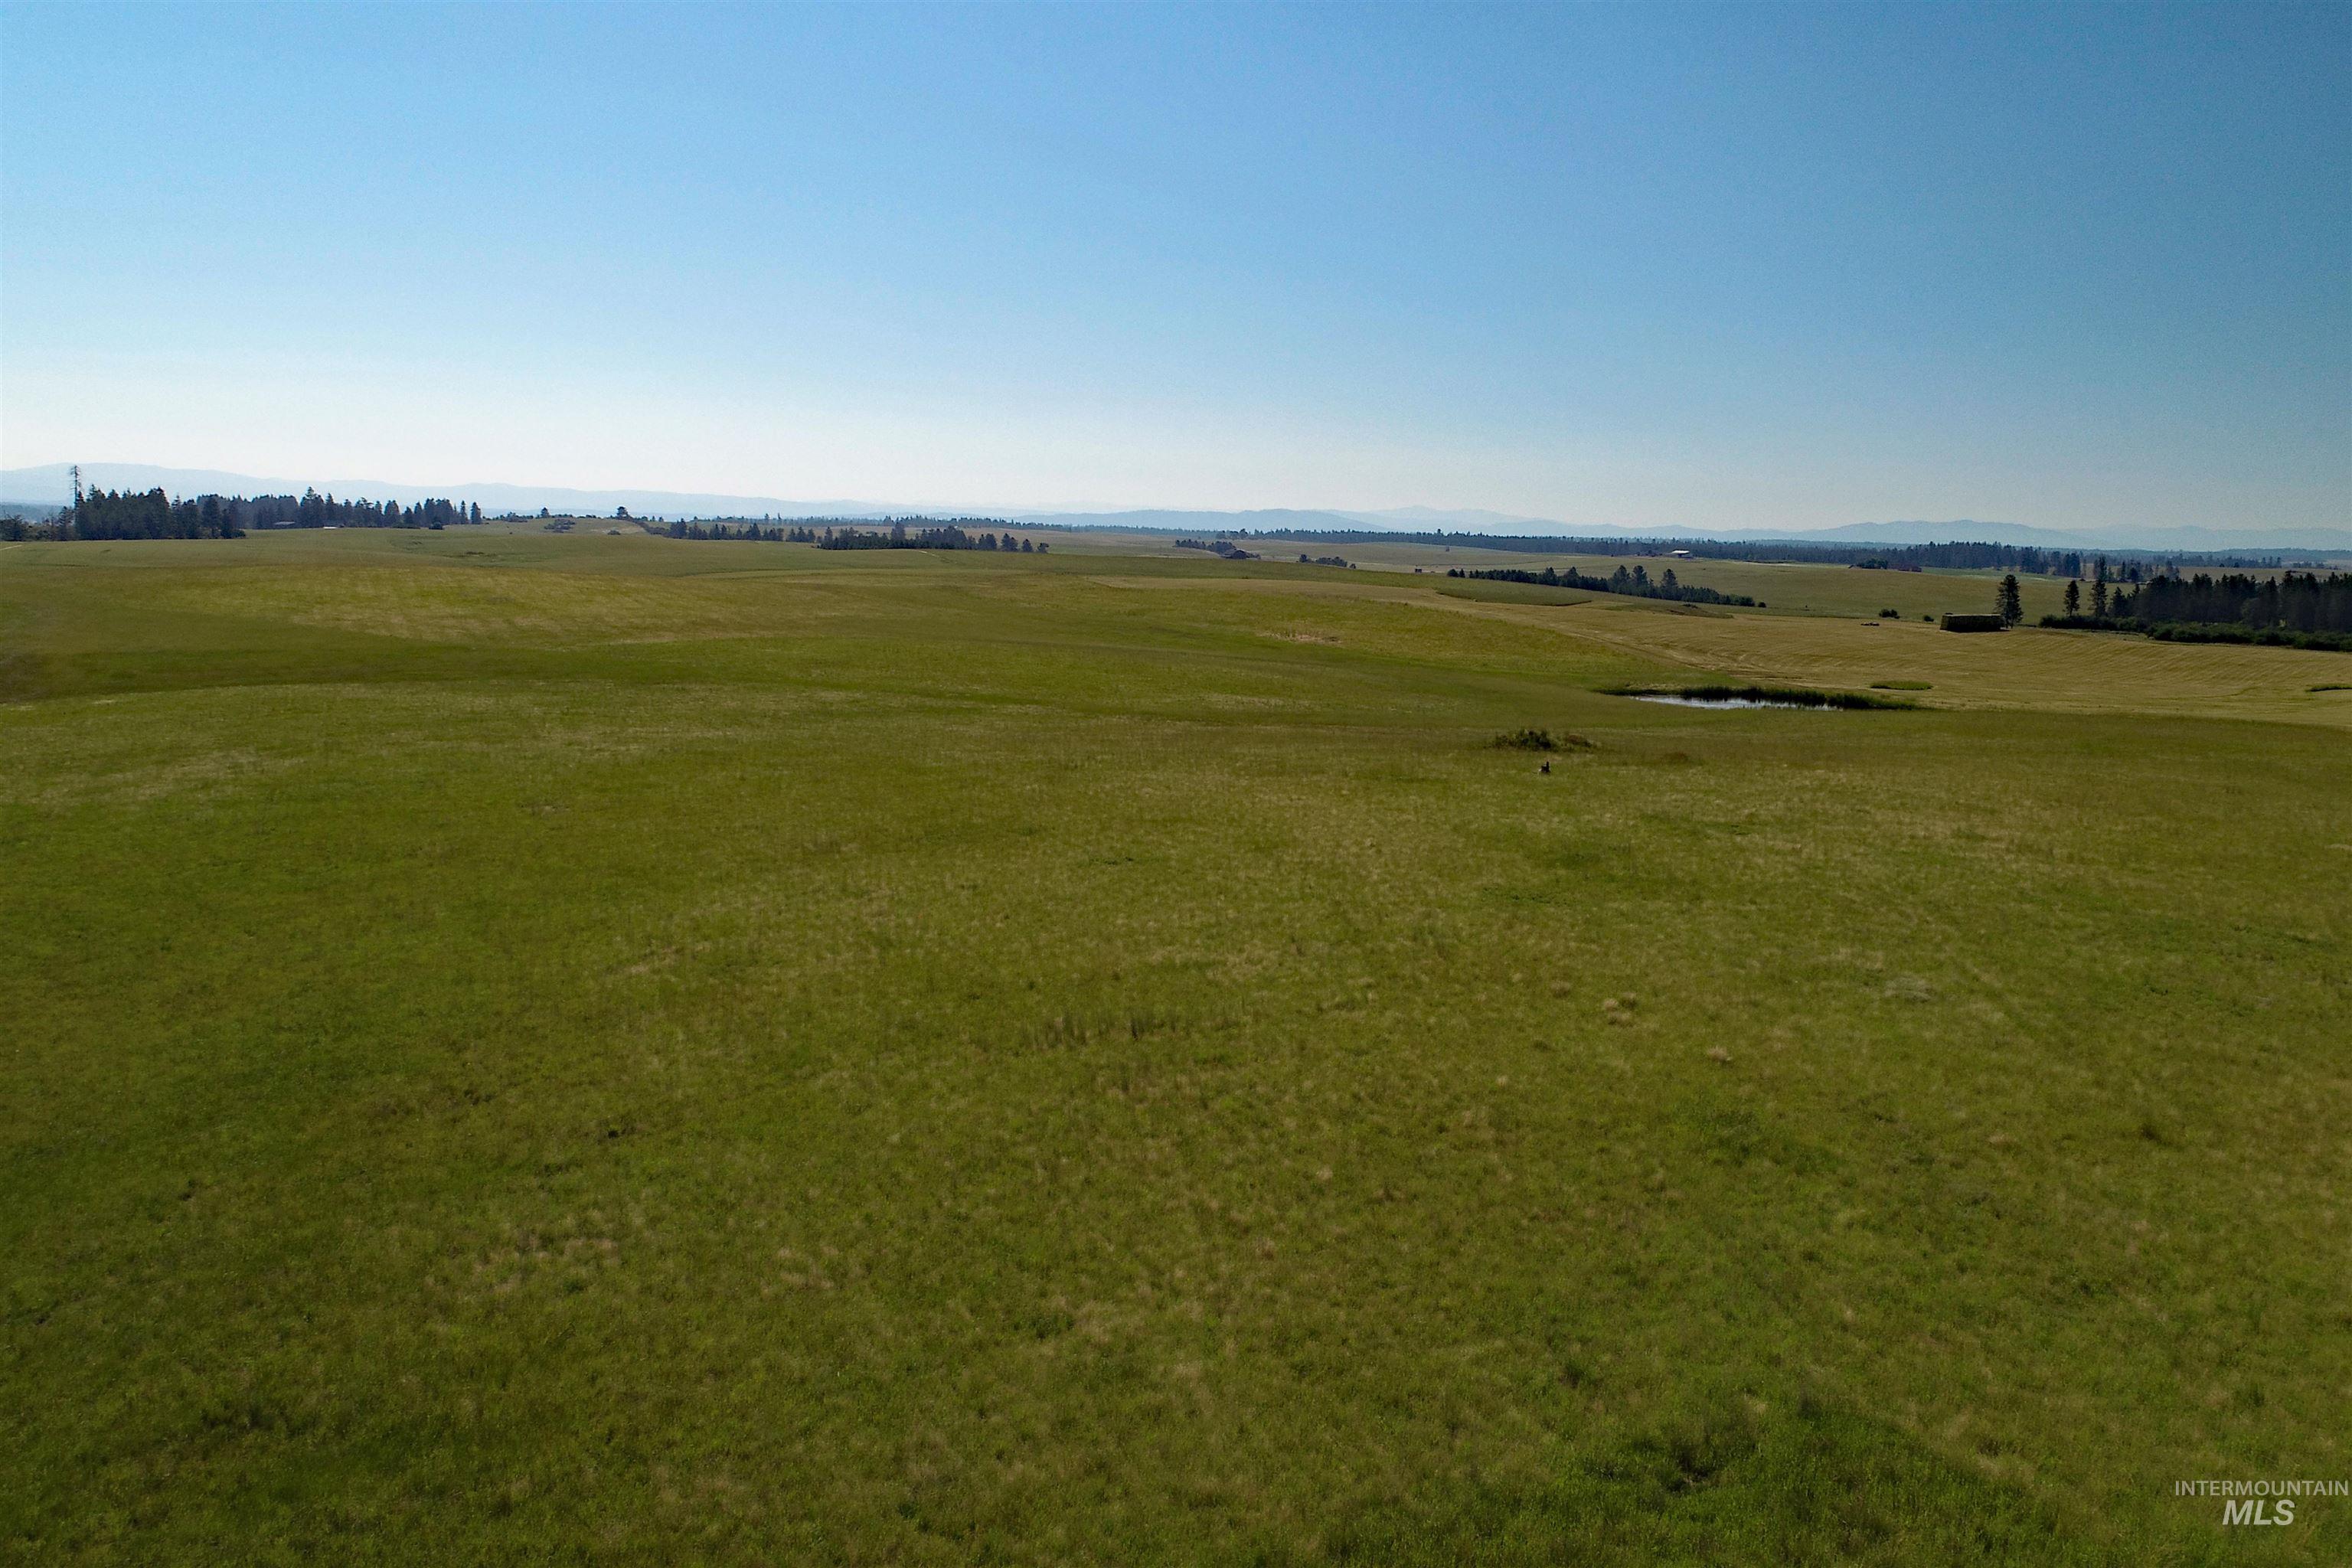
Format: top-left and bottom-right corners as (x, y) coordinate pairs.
(254, 491), (479, 530)
(3, 488), (239, 540)
(1, 486), (482, 541)
(2043, 570), (2350, 650)
(812, 521), (1045, 552)
(652, 519), (803, 541)
(1447, 564), (1759, 607)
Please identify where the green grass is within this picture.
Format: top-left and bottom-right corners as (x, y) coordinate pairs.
(1436, 576), (1599, 608)
(1266, 541), (2078, 622)
(5, 531), (2347, 1563)
(1511, 598), (2347, 728)
(1040, 530), (2077, 622)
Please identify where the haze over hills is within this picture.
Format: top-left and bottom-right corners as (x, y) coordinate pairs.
(1008, 511), (2350, 554)
(3, 462), (2344, 554)
(0, 463), (910, 524)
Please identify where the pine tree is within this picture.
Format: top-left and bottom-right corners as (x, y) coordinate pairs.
(2063, 579), (2081, 616)
(1998, 574), (2024, 627)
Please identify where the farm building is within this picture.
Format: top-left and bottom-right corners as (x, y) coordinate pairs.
(1940, 613), (2006, 632)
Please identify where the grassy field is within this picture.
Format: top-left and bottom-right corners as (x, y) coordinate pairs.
(5, 530), (2347, 1564)
(1075, 531), (2083, 622)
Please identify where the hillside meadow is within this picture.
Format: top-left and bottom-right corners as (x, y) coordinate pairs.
(1155, 535), (2082, 623)
(3, 530), (2347, 1564)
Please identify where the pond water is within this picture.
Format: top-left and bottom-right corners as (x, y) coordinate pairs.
(1630, 694), (1823, 710)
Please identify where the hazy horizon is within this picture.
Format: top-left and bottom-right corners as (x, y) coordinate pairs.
(4, 4), (2347, 534)
(10, 459), (2348, 554)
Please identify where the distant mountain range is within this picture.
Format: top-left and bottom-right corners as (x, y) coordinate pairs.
(0, 463), (909, 523)
(3, 463), (2343, 555)
(1011, 508), (2348, 555)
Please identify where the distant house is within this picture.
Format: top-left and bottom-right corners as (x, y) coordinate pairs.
(1668, 549), (1693, 558)
(1941, 612), (2005, 632)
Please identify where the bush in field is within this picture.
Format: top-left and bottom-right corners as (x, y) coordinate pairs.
(1492, 729), (1594, 751)
(2039, 615), (2352, 652)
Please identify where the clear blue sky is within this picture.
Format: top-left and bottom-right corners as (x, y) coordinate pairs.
(4, 2), (2346, 531)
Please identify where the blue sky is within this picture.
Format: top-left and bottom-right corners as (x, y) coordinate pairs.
(3, 2), (2345, 531)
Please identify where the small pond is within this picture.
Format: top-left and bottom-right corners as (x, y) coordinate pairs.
(1614, 685), (1909, 711)
(1631, 694), (1823, 710)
